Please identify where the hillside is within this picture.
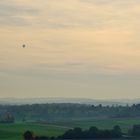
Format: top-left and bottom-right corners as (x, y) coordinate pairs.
(0, 103), (140, 121)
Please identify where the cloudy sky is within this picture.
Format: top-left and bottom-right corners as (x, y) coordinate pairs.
(1, 0), (140, 99)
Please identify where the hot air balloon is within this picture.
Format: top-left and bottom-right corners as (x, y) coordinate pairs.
(22, 44), (26, 48)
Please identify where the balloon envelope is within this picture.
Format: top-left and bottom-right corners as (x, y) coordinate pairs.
(22, 44), (26, 48)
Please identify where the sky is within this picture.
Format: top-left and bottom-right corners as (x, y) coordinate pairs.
(1, 0), (140, 99)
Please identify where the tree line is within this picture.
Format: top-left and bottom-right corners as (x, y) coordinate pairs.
(23, 125), (122, 140)
(23, 124), (140, 140)
(1, 103), (140, 121)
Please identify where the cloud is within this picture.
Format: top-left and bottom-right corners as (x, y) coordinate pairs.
(1, 0), (140, 98)
(0, 1), (39, 26)
(1, 0), (140, 75)
(30, 0), (140, 30)
(1, 0), (140, 30)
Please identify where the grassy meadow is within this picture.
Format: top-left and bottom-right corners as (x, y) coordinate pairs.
(0, 118), (140, 140)
(51, 118), (140, 133)
(0, 122), (68, 140)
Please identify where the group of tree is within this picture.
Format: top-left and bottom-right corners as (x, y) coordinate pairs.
(1, 103), (140, 121)
(59, 125), (122, 139)
(23, 125), (122, 140)
(0, 112), (14, 123)
(129, 125), (140, 137)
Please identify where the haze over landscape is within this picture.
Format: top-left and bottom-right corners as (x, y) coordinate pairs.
(1, 0), (140, 99)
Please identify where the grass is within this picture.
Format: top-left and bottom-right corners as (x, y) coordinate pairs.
(0, 122), (68, 140)
(49, 118), (140, 133)
(1, 118), (140, 140)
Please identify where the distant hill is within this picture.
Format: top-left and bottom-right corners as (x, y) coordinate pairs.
(0, 97), (139, 106)
(0, 102), (140, 121)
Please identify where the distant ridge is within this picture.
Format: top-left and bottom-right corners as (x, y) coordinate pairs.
(0, 97), (139, 106)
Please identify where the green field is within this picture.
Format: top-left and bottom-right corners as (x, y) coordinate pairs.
(0, 122), (68, 140)
(1, 118), (140, 140)
(51, 118), (140, 132)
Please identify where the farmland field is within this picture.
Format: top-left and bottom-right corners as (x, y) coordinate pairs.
(51, 118), (140, 132)
(0, 122), (68, 140)
(1, 118), (140, 140)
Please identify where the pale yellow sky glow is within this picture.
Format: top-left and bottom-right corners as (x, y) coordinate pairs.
(1, 0), (140, 99)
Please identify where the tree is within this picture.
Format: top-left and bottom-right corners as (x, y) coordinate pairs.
(112, 125), (122, 138)
(86, 126), (99, 138)
(61, 127), (83, 139)
(131, 125), (140, 136)
(0, 113), (15, 123)
(23, 131), (34, 140)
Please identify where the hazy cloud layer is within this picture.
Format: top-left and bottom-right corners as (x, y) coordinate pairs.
(1, 0), (140, 29)
(1, 0), (140, 99)
(0, 0), (39, 26)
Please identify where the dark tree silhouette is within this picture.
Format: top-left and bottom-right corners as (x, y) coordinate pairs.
(86, 126), (99, 138)
(60, 127), (83, 139)
(59, 125), (122, 139)
(112, 125), (122, 138)
(23, 131), (34, 140)
(131, 125), (140, 136)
